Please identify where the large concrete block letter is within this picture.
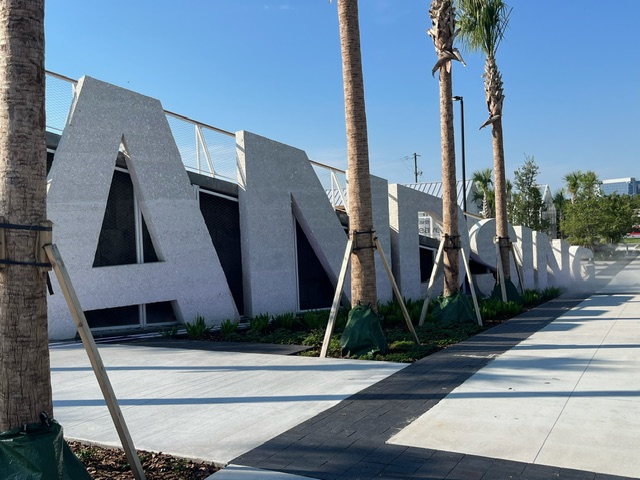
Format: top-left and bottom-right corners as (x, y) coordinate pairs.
(532, 231), (561, 289)
(47, 76), (238, 339)
(513, 226), (535, 290)
(389, 184), (469, 300)
(237, 131), (353, 317)
(469, 219), (517, 295)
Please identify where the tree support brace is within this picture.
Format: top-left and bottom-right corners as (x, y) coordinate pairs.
(443, 234), (461, 250)
(351, 228), (376, 251)
(0, 218), (53, 271)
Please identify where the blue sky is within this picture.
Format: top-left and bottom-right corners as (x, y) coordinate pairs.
(45, 0), (639, 194)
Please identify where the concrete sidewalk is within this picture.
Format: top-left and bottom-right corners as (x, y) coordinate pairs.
(388, 290), (640, 476)
(51, 253), (640, 479)
(50, 345), (405, 464)
(228, 254), (640, 479)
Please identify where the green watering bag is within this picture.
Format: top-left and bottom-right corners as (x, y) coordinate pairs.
(340, 303), (388, 357)
(0, 414), (92, 480)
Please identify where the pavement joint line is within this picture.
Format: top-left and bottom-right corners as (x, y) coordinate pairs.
(532, 299), (620, 465)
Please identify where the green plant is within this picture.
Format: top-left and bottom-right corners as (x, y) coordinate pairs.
(541, 286), (562, 301)
(74, 446), (97, 464)
(478, 297), (523, 321)
(220, 318), (240, 336)
(377, 299), (403, 327)
(335, 307), (349, 330)
(272, 312), (295, 330)
(249, 313), (270, 334)
(160, 325), (179, 338)
(184, 314), (211, 339)
(301, 310), (329, 330)
(521, 289), (541, 308)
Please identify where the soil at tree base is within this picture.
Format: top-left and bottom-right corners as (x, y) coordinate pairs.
(68, 441), (219, 480)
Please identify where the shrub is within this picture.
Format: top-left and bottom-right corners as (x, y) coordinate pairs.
(184, 314), (211, 339)
(160, 325), (179, 338)
(541, 286), (563, 301)
(478, 297), (523, 321)
(301, 311), (329, 330)
(335, 308), (349, 330)
(220, 318), (240, 336)
(272, 312), (296, 330)
(249, 313), (270, 334)
(521, 289), (541, 307)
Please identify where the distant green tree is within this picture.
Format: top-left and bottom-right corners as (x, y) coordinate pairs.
(562, 197), (602, 248)
(471, 168), (494, 218)
(563, 171), (582, 203)
(510, 156), (548, 232)
(562, 168), (635, 247)
(552, 188), (568, 239)
(563, 170), (601, 203)
(599, 194), (635, 244)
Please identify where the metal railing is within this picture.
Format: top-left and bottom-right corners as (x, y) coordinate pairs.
(45, 71), (238, 183)
(45, 71), (348, 205)
(310, 160), (348, 213)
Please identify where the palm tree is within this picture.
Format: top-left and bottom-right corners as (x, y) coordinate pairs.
(563, 170), (582, 203)
(336, 0), (377, 307)
(428, 0), (466, 297)
(472, 167), (493, 218)
(553, 188), (567, 238)
(0, 0), (52, 431)
(580, 170), (601, 199)
(457, 0), (512, 279)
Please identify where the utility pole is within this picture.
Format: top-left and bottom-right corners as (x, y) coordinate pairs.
(413, 152), (422, 183)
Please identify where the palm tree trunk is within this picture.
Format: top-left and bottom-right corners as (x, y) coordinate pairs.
(439, 68), (459, 296)
(491, 118), (510, 279)
(0, 0), (52, 431)
(337, 0), (377, 308)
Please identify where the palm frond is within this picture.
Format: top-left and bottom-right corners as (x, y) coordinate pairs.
(456, 0), (511, 57)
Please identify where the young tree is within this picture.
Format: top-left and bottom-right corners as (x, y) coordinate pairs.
(471, 167), (494, 218)
(0, 0), (53, 431)
(428, 0), (465, 296)
(510, 155), (548, 232)
(457, 0), (513, 280)
(336, 0), (377, 307)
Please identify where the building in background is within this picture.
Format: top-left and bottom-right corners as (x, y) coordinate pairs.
(602, 177), (638, 196)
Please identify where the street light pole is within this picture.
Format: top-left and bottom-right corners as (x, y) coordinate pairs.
(452, 95), (467, 214)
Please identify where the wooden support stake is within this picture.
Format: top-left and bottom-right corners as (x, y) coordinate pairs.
(320, 238), (353, 358)
(37, 220), (53, 272)
(460, 247), (482, 326)
(419, 237), (445, 326)
(44, 244), (147, 480)
(374, 237), (420, 345)
(495, 241), (507, 302)
(0, 216), (5, 269)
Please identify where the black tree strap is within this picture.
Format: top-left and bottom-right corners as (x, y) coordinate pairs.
(497, 236), (511, 247)
(352, 229), (376, 251)
(443, 234), (461, 250)
(0, 222), (52, 232)
(0, 221), (53, 269)
(0, 259), (51, 268)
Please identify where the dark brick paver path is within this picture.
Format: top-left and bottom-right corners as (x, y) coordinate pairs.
(233, 257), (638, 480)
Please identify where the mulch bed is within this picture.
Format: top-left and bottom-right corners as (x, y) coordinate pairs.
(68, 441), (219, 480)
